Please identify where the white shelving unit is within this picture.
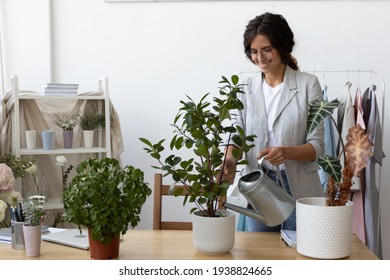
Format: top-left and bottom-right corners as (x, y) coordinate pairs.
(10, 76), (112, 210)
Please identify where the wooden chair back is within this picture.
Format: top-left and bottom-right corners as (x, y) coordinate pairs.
(153, 173), (193, 230)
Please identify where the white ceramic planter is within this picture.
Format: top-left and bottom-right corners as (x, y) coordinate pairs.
(83, 130), (94, 148)
(23, 224), (42, 257)
(296, 197), (353, 259)
(25, 130), (37, 149)
(192, 209), (235, 255)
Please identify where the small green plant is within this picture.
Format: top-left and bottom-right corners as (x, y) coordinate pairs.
(52, 110), (80, 131)
(62, 157), (151, 244)
(307, 99), (373, 206)
(22, 195), (46, 226)
(140, 75), (255, 217)
(79, 102), (105, 130)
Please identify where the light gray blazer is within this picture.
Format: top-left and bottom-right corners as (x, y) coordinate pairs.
(233, 66), (325, 199)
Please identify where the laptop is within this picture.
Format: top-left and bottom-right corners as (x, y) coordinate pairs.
(41, 228), (89, 250)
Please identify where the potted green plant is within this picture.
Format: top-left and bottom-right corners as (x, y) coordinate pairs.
(62, 157), (151, 259)
(21, 194), (46, 257)
(296, 98), (374, 259)
(140, 75), (255, 254)
(79, 106), (104, 148)
(52, 110), (80, 148)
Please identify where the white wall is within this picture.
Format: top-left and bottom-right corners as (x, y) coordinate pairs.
(1, 0), (389, 259)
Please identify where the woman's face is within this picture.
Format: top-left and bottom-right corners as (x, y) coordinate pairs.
(249, 34), (283, 74)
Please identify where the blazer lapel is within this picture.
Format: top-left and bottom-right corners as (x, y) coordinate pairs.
(273, 67), (298, 124)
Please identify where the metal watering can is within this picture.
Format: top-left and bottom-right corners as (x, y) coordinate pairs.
(223, 164), (295, 227)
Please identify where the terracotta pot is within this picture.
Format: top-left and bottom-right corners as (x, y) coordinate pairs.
(88, 228), (120, 259)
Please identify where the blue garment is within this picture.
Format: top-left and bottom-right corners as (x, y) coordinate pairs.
(318, 85), (337, 191)
(244, 169), (296, 232)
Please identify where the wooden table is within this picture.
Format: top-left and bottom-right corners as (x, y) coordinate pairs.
(0, 230), (378, 260)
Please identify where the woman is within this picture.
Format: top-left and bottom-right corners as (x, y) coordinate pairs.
(224, 12), (325, 231)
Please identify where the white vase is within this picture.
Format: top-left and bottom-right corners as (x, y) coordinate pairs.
(83, 130), (94, 148)
(192, 209), (235, 255)
(296, 197), (353, 259)
(23, 224), (42, 257)
(25, 130), (37, 149)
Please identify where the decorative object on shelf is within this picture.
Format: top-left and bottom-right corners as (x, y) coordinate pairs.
(25, 130), (37, 149)
(21, 194), (46, 257)
(42, 130), (54, 150)
(62, 157), (151, 259)
(140, 75), (255, 254)
(41, 83), (79, 96)
(63, 130), (73, 149)
(79, 104), (105, 148)
(52, 110), (80, 149)
(295, 98), (374, 259)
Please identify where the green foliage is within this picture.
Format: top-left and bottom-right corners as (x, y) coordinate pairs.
(307, 98), (342, 183)
(140, 75), (255, 217)
(79, 102), (105, 130)
(22, 195), (46, 226)
(0, 154), (35, 179)
(62, 157), (151, 244)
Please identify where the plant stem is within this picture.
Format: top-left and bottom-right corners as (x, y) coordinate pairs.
(32, 173), (40, 193)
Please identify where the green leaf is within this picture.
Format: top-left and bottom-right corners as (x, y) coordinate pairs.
(318, 155), (342, 183)
(307, 99), (340, 134)
(231, 75), (239, 85)
(139, 137), (153, 148)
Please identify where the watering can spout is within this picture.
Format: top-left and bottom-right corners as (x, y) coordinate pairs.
(223, 202), (267, 224)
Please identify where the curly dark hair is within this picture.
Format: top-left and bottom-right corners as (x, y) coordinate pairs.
(243, 12), (298, 70)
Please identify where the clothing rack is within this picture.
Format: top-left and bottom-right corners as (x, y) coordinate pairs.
(306, 70), (385, 191)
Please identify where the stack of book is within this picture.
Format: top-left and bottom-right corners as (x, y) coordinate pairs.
(41, 83), (79, 96)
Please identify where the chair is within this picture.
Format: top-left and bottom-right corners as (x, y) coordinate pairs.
(153, 173), (193, 230)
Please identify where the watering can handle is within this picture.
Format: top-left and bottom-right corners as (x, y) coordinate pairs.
(257, 157), (287, 192)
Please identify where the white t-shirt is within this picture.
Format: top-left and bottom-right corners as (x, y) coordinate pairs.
(262, 81), (285, 170)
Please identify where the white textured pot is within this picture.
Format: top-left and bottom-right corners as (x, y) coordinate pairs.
(192, 209), (235, 255)
(296, 197), (353, 259)
(83, 130), (94, 148)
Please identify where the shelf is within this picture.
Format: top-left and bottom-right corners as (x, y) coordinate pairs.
(18, 94), (106, 100)
(20, 147), (107, 156)
(10, 76), (112, 212)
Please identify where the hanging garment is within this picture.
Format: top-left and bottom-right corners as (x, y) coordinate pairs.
(337, 82), (355, 161)
(352, 87), (366, 244)
(362, 85), (385, 259)
(318, 85), (337, 191)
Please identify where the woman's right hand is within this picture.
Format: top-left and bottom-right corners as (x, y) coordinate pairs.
(219, 157), (237, 184)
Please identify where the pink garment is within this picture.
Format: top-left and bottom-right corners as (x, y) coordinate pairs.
(352, 87), (366, 244)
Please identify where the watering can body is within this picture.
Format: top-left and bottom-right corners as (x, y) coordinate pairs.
(224, 169), (295, 227)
